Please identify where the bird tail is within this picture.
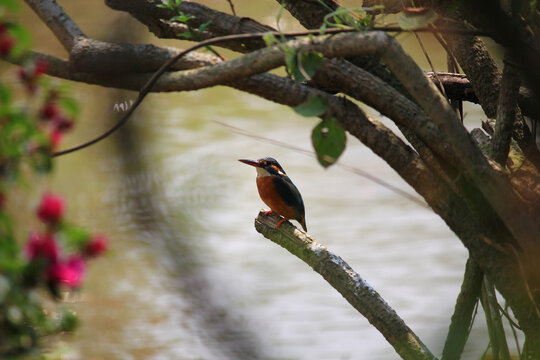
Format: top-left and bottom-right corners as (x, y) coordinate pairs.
(300, 216), (307, 232)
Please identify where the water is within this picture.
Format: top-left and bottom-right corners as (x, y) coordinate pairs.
(12, 1), (520, 359)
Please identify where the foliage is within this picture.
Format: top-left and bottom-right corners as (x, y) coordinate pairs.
(0, 2), (107, 357)
(158, 0), (211, 41)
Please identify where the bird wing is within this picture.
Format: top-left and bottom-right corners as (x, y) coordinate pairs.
(272, 175), (305, 220)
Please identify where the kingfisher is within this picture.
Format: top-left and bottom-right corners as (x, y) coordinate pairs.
(239, 157), (307, 232)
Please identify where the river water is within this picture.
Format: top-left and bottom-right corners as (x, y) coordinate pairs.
(12, 1), (520, 359)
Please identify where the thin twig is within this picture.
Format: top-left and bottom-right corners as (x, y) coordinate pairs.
(225, 0), (236, 16)
(52, 26), (480, 157)
(413, 32), (448, 100)
(504, 303), (522, 358)
(213, 120), (428, 207)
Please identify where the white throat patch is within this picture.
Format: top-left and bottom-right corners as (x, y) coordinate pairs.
(256, 167), (271, 177)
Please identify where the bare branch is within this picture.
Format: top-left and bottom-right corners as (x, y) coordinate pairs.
(23, 0), (85, 51)
(105, 0), (275, 52)
(492, 55), (522, 166)
(254, 211), (437, 360)
(70, 38), (220, 73)
(313, 59), (458, 179)
(442, 258), (483, 360)
(379, 32), (540, 247)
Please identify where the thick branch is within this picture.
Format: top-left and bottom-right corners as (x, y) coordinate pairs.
(275, 0), (338, 29)
(480, 278), (512, 360)
(379, 33), (540, 247)
(442, 258), (483, 360)
(441, 26), (501, 119)
(492, 56), (522, 166)
(23, 0), (85, 51)
(254, 211), (436, 360)
(314, 59), (458, 178)
(70, 38), (220, 73)
(276, 0), (413, 100)
(105, 0), (275, 52)
(440, 20), (532, 151)
(425, 72), (477, 103)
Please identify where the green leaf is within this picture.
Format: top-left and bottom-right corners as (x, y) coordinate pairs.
(293, 51), (324, 82)
(0, 82), (12, 104)
(319, 23), (327, 35)
(292, 51), (324, 82)
(198, 20), (211, 33)
(398, 9), (438, 30)
(311, 117), (346, 168)
(171, 14), (194, 23)
(8, 24), (32, 57)
(283, 47), (297, 78)
(61, 226), (90, 251)
(0, 0), (19, 12)
(262, 32), (278, 47)
(179, 31), (193, 39)
(30, 150), (53, 174)
(59, 97), (79, 117)
(59, 308), (79, 332)
(293, 95), (327, 117)
(275, 3), (286, 31)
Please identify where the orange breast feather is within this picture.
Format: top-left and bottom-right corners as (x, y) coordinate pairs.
(256, 176), (298, 220)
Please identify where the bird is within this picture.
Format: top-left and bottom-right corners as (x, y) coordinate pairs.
(239, 157), (307, 231)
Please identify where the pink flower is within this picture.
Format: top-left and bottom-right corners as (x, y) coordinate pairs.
(85, 234), (108, 257)
(47, 256), (86, 288)
(40, 102), (59, 120)
(48, 128), (63, 150)
(33, 59), (49, 77)
(0, 36), (14, 56)
(52, 115), (74, 132)
(36, 193), (64, 224)
(25, 231), (58, 262)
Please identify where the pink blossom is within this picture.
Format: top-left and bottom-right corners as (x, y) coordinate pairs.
(85, 234), (108, 257)
(47, 256), (86, 288)
(36, 192), (64, 223)
(52, 115), (74, 132)
(25, 231), (58, 262)
(33, 59), (49, 77)
(40, 102), (59, 120)
(48, 128), (63, 150)
(0, 36), (14, 56)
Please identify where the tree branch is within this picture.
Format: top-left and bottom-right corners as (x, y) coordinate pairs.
(379, 33), (540, 247)
(439, 20), (532, 151)
(23, 0), (85, 51)
(314, 59), (458, 178)
(105, 0), (275, 52)
(69, 38), (221, 73)
(442, 258), (483, 360)
(492, 55), (522, 166)
(480, 278), (512, 360)
(254, 211), (437, 360)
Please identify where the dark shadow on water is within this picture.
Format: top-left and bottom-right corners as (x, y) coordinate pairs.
(106, 15), (265, 360)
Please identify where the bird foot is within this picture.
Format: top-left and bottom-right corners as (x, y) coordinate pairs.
(276, 218), (288, 228)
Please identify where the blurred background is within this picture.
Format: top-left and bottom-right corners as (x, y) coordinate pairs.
(8, 0), (517, 359)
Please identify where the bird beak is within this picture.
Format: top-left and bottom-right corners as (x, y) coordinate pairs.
(238, 159), (260, 167)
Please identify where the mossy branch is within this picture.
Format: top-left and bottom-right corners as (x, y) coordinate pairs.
(254, 210), (436, 360)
